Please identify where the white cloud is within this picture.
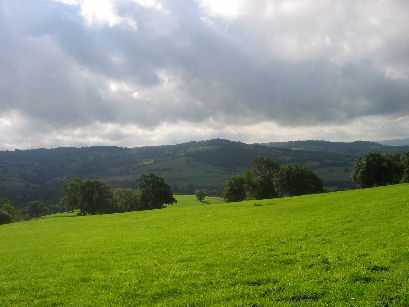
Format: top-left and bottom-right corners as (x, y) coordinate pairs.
(384, 66), (408, 80)
(52, 0), (138, 29)
(131, 0), (162, 10)
(196, 0), (246, 19)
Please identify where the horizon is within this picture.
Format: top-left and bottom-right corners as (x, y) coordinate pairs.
(1, 137), (409, 152)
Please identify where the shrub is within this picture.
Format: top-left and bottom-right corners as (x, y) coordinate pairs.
(195, 190), (206, 202)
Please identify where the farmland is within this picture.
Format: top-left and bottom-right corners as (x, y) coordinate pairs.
(1, 184), (409, 305)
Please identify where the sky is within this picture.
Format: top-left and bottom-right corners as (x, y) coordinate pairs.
(0, 0), (409, 149)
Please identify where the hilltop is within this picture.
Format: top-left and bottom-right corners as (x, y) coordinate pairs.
(1, 139), (408, 208)
(1, 185), (409, 305)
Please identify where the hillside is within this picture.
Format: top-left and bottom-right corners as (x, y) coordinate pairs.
(1, 139), (408, 208)
(377, 138), (409, 146)
(264, 140), (409, 156)
(1, 185), (409, 305)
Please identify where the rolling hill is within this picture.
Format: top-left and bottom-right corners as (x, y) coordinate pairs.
(1, 139), (408, 208)
(376, 138), (409, 146)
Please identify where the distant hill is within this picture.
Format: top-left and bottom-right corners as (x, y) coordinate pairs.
(263, 140), (409, 156)
(376, 138), (409, 146)
(1, 139), (408, 208)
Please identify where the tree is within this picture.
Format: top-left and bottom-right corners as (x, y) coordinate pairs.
(223, 175), (246, 202)
(0, 197), (15, 225)
(195, 190), (206, 202)
(0, 197), (15, 218)
(59, 178), (84, 212)
(136, 173), (176, 210)
(0, 210), (12, 225)
(244, 156), (280, 199)
(383, 153), (404, 184)
(79, 180), (116, 214)
(113, 188), (140, 212)
(25, 200), (49, 218)
(401, 152), (409, 183)
(274, 165), (324, 197)
(352, 152), (404, 188)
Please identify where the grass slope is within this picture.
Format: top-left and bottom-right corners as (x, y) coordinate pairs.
(1, 185), (409, 306)
(173, 194), (225, 207)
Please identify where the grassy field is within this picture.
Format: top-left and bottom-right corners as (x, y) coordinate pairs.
(173, 194), (225, 207)
(1, 185), (409, 305)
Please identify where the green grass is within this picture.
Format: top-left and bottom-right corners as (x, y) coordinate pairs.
(1, 185), (409, 305)
(173, 194), (225, 207)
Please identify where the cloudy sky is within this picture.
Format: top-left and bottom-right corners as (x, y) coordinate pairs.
(1, 0), (409, 149)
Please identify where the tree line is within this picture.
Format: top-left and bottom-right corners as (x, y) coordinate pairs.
(0, 173), (176, 225)
(223, 157), (324, 202)
(0, 197), (51, 224)
(60, 173), (176, 215)
(351, 152), (409, 188)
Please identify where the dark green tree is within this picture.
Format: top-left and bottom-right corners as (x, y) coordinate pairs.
(223, 175), (246, 202)
(274, 165), (324, 197)
(0, 197), (15, 218)
(26, 200), (49, 218)
(400, 152), (409, 183)
(113, 188), (140, 212)
(352, 152), (404, 188)
(244, 156), (280, 199)
(136, 173), (176, 210)
(383, 153), (404, 184)
(79, 180), (116, 214)
(195, 190), (206, 202)
(0, 197), (15, 225)
(0, 210), (12, 225)
(59, 178), (84, 212)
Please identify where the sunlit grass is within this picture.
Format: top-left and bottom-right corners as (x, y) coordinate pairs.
(1, 185), (409, 305)
(173, 194), (224, 207)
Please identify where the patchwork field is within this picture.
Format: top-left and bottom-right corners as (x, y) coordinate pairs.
(1, 185), (409, 305)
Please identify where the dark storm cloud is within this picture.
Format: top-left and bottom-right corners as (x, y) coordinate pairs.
(0, 0), (409, 148)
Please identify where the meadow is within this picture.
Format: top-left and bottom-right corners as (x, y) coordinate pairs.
(1, 185), (409, 305)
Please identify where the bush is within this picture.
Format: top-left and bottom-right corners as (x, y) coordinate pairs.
(195, 190), (206, 202)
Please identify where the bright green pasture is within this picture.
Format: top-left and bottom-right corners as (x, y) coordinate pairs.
(1, 185), (409, 306)
(173, 194), (225, 207)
